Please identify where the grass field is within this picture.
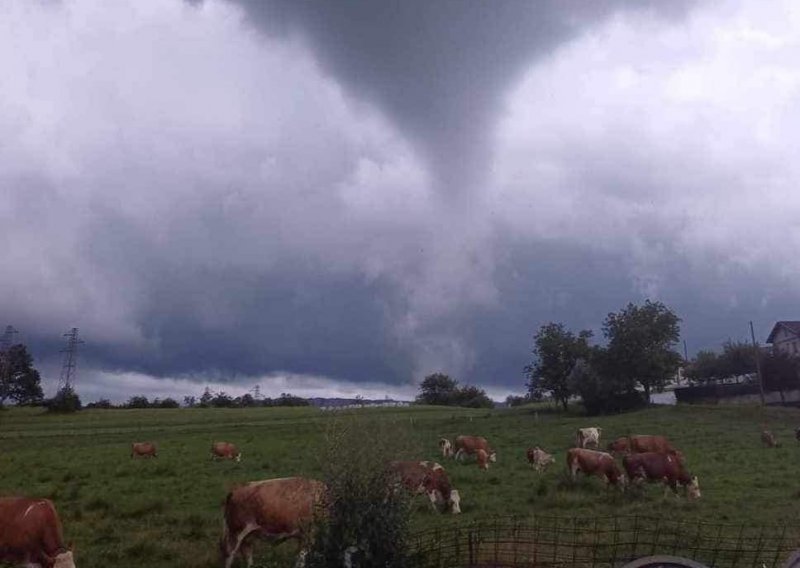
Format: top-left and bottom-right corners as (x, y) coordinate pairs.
(2, 403), (800, 567)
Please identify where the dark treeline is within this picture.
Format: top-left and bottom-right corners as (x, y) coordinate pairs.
(85, 388), (310, 410)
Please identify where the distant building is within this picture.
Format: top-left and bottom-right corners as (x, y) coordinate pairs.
(766, 321), (800, 356)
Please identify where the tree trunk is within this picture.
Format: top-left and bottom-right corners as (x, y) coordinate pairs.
(561, 398), (568, 411)
(644, 384), (651, 404)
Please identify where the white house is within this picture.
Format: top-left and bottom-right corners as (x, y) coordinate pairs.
(766, 321), (800, 356)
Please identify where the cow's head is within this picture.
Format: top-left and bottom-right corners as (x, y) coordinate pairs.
(235, 452), (242, 463)
(686, 476), (701, 500)
(448, 489), (461, 514)
(489, 450), (497, 463)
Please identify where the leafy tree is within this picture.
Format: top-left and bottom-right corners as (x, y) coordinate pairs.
(86, 398), (114, 409)
(199, 387), (214, 408)
(452, 385), (494, 408)
(46, 385), (82, 413)
(235, 393), (256, 407)
(415, 373), (459, 406)
(762, 349), (800, 399)
(718, 340), (756, 378)
(568, 353), (645, 415)
(0, 344), (44, 406)
(524, 323), (592, 410)
(603, 300), (682, 401)
(211, 391), (235, 408)
(685, 350), (721, 384)
(126, 395), (150, 409)
(183, 395), (197, 408)
(158, 397), (180, 409)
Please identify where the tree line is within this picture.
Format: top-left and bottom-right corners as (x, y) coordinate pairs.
(684, 339), (800, 396)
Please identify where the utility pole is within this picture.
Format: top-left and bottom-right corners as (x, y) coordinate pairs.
(750, 321), (765, 406)
(683, 340), (689, 362)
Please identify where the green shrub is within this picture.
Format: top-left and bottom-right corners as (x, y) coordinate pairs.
(304, 417), (416, 568)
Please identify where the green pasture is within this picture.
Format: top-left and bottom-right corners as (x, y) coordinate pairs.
(1, 403), (800, 567)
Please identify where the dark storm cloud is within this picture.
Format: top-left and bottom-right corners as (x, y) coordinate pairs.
(222, 0), (695, 197)
(3, 0), (800, 402)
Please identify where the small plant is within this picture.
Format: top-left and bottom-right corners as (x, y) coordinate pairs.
(304, 416), (417, 568)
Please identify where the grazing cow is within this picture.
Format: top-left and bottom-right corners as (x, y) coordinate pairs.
(130, 442), (157, 458)
(454, 435), (496, 463)
(220, 477), (326, 568)
(761, 430), (780, 448)
(438, 438), (453, 458)
(388, 461), (461, 514)
(526, 447), (555, 472)
(576, 427), (602, 449)
(566, 448), (625, 488)
(211, 442), (242, 462)
(623, 452), (701, 499)
(609, 435), (684, 462)
(0, 497), (76, 568)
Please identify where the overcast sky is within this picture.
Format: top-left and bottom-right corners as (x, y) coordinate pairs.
(2, 0), (799, 402)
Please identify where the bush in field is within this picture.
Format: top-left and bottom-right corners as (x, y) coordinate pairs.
(86, 398), (114, 409)
(304, 417), (416, 568)
(46, 385), (82, 413)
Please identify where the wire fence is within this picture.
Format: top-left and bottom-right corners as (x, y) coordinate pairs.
(410, 516), (800, 568)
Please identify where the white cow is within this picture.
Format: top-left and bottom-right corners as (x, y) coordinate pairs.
(526, 447), (555, 472)
(438, 438), (453, 459)
(576, 427), (602, 449)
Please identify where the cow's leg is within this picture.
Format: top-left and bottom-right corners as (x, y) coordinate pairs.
(454, 449), (463, 462)
(224, 525), (257, 568)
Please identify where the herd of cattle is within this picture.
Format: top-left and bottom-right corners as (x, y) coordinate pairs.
(3, 426), (798, 567)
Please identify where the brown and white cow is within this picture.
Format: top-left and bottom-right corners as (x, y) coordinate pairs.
(0, 497), (76, 568)
(576, 427), (602, 449)
(454, 435), (496, 463)
(438, 438), (453, 458)
(526, 447), (555, 472)
(388, 461), (461, 514)
(761, 429), (780, 448)
(220, 477), (326, 568)
(211, 441), (242, 462)
(623, 452), (701, 499)
(130, 442), (157, 458)
(566, 448), (625, 488)
(608, 435), (684, 461)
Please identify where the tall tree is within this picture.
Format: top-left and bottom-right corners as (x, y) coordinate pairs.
(524, 323), (592, 410)
(415, 373), (459, 406)
(603, 300), (682, 401)
(0, 344), (44, 406)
